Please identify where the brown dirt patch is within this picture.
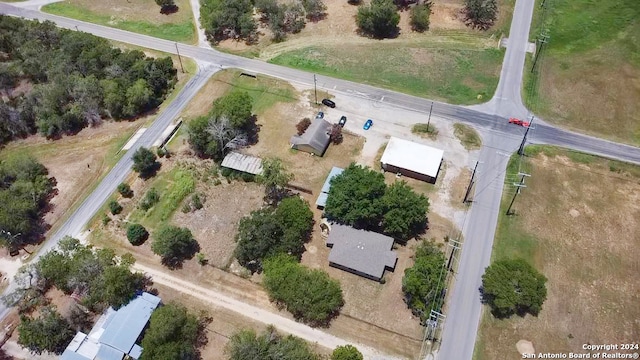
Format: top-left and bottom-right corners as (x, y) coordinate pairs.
(476, 151), (640, 359)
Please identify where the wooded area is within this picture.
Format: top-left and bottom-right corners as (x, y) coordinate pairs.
(0, 16), (177, 144)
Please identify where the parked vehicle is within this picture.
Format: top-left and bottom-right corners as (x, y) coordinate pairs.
(363, 119), (373, 130)
(315, 111), (324, 119)
(338, 116), (347, 127)
(322, 98), (336, 108)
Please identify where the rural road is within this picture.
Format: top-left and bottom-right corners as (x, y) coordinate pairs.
(2, 2), (640, 360)
(132, 264), (402, 360)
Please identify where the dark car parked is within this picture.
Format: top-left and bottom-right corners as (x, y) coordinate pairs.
(321, 98), (336, 108)
(338, 116), (347, 127)
(315, 111), (324, 119)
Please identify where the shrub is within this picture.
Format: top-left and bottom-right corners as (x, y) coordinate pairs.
(102, 214), (112, 226)
(191, 193), (204, 210)
(329, 124), (343, 144)
(117, 183), (134, 198)
(296, 117), (312, 135)
(356, 0), (400, 38)
(127, 223), (149, 246)
(108, 200), (123, 215)
(139, 188), (160, 211)
(410, 4), (431, 32)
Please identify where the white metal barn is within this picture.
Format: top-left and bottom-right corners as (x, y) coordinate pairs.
(380, 137), (444, 183)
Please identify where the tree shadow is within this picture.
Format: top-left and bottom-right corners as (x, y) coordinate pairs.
(160, 241), (200, 270)
(243, 115), (261, 146)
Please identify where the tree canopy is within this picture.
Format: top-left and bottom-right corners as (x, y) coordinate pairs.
(332, 345), (364, 360)
(402, 241), (446, 322)
(201, 0), (257, 43)
(132, 147), (160, 179)
(356, 0), (400, 38)
(410, 3), (431, 32)
(127, 223), (149, 245)
(256, 157), (294, 204)
(140, 303), (201, 360)
(464, 0), (497, 29)
(235, 196), (313, 271)
(33, 236), (146, 310)
(152, 225), (200, 268)
(263, 254), (343, 326)
(187, 91), (254, 160)
(0, 154), (56, 249)
(0, 16), (176, 143)
(481, 258), (547, 318)
(226, 327), (319, 360)
(17, 306), (74, 355)
(324, 163), (429, 240)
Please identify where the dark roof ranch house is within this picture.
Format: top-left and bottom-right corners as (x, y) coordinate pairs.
(290, 118), (332, 156)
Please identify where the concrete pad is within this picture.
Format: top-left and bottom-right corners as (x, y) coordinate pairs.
(122, 128), (146, 151)
(526, 42), (536, 53)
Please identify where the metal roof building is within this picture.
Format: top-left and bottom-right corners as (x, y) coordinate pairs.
(326, 224), (397, 282)
(290, 119), (332, 156)
(380, 137), (444, 183)
(315, 166), (344, 208)
(61, 292), (161, 360)
(221, 151), (263, 175)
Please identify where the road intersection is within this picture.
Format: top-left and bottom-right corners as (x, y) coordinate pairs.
(1, 1), (639, 359)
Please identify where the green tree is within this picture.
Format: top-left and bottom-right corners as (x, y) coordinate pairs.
(464, 0), (497, 29)
(124, 79), (154, 117)
(117, 182), (134, 198)
(324, 163), (386, 229)
(402, 241), (446, 322)
(332, 345), (364, 360)
(263, 254), (343, 326)
(108, 200), (123, 215)
(139, 187), (160, 210)
(410, 4), (431, 32)
(481, 258), (547, 318)
(94, 265), (145, 309)
(226, 329), (269, 360)
(234, 208), (284, 271)
(256, 157), (294, 204)
(201, 0), (257, 43)
(302, 0), (327, 21)
(274, 196), (314, 255)
(226, 328), (319, 360)
(152, 225), (200, 268)
(211, 91), (254, 129)
(140, 303), (200, 360)
(132, 147), (160, 179)
(155, 0), (176, 11)
(381, 181), (429, 241)
(18, 306), (74, 355)
(127, 223), (149, 245)
(356, 0), (400, 38)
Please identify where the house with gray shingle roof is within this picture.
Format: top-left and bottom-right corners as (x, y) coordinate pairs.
(326, 224), (397, 282)
(290, 118), (332, 156)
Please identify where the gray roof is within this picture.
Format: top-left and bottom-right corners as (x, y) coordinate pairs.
(315, 167), (344, 207)
(62, 292), (161, 360)
(326, 224), (397, 280)
(221, 152), (263, 175)
(100, 292), (161, 354)
(290, 119), (331, 152)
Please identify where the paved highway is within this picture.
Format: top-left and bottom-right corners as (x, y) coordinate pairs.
(2, 2), (640, 360)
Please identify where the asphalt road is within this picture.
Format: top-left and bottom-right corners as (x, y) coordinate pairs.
(0, 63), (217, 321)
(2, 3), (640, 360)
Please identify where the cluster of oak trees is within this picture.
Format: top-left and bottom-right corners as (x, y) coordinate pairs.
(0, 16), (177, 144)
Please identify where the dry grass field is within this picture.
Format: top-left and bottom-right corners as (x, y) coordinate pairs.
(474, 146), (640, 359)
(43, 0), (196, 43)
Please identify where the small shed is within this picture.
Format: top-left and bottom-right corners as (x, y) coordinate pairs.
(380, 137), (444, 183)
(221, 152), (263, 175)
(326, 224), (397, 282)
(315, 166), (344, 209)
(290, 119), (332, 156)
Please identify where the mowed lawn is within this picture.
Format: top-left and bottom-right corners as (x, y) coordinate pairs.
(474, 146), (640, 359)
(43, 0), (196, 43)
(525, 0), (640, 144)
(270, 44), (503, 104)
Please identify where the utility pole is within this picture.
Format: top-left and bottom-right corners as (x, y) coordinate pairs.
(75, 25), (79, 31)
(531, 32), (549, 73)
(506, 173), (530, 215)
(427, 102), (433, 131)
(175, 42), (185, 73)
(446, 238), (462, 272)
(463, 161), (479, 203)
(313, 74), (318, 105)
(517, 116), (535, 155)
